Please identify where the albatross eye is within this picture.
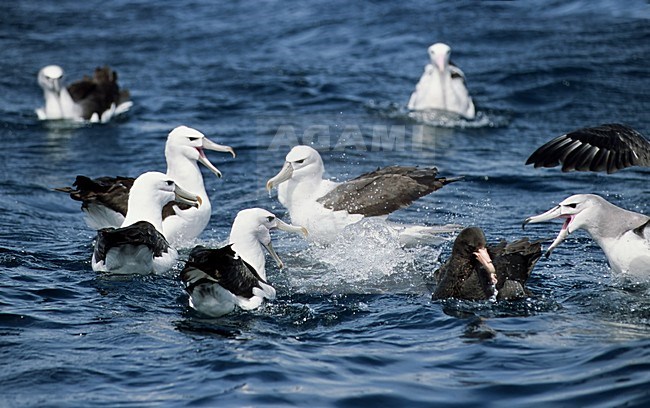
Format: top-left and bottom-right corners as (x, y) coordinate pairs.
(188, 137), (200, 141)
(294, 159), (305, 164)
(566, 203), (578, 208)
(266, 216), (275, 222)
(165, 180), (174, 186)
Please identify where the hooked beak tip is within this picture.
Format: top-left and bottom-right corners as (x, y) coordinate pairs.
(266, 180), (273, 192)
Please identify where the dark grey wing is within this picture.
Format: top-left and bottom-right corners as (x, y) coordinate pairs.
(93, 221), (170, 264)
(317, 166), (462, 217)
(68, 66), (126, 120)
(633, 220), (650, 239)
(55, 175), (134, 216)
(489, 238), (542, 290)
(161, 201), (195, 220)
(181, 245), (266, 298)
(526, 123), (650, 173)
(449, 62), (467, 83)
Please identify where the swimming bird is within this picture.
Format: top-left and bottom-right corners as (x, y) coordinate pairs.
(36, 65), (132, 123)
(266, 145), (462, 244)
(433, 227), (542, 301)
(180, 208), (308, 317)
(523, 194), (650, 277)
(526, 123), (650, 173)
(407, 43), (476, 119)
(92, 171), (200, 275)
(56, 126), (235, 247)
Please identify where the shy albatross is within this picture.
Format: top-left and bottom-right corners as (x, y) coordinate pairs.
(92, 171), (200, 275)
(180, 208), (308, 317)
(56, 126), (235, 247)
(523, 194), (650, 277)
(526, 123), (650, 173)
(407, 43), (476, 120)
(433, 227), (542, 301)
(266, 145), (462, 244)
(36, 65), (133, 123)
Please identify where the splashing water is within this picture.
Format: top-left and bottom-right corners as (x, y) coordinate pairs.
(285, 218), (442, 294)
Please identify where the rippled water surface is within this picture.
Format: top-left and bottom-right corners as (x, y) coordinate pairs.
(1, 0), (649, 406)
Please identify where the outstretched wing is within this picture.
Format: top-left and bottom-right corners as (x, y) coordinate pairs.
(317, 166), (462, 217)
(56, 175), (134, 216)
(526, 123), (650, 173)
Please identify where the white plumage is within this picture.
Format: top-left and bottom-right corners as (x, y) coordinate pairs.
(408, 43), (475, 119)
(524, 194), (650, 278)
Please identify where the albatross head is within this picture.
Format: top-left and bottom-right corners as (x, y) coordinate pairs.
(522, 194), (606, 257)
(38, 65), (65, 93)
(452, 227), (496, 277)
(266, 145), (325, 191)
(123, 171), (201, 230)
(428, 43), (451, 73)
(165, 126), (236, 179)
(230, 208), (308, 276)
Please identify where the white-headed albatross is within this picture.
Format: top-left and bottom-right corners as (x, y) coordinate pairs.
(36, 65), (133, 123)
(180, 208), (308, 317)
(526, 123), (650, 173)
(523, 194), (650, 277)
(407, 43), (476, 120)
(92, 171), (200, 275)
(266, 145), (462, 245)
(56, 126), (235, 247)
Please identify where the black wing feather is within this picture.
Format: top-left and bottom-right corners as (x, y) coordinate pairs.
(181, 245), (266, 298)
(94, 221), (170, 264)
(526, 123), (650, 173)
(67, 66), (129, 120)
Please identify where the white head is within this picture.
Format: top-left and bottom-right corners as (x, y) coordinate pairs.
(229, 208), (308, 279)
(38, 65), (64, 93)
(428, 43), (451, 72)
(266, 145), (325, 191)
(165, 125), (236, 179)
(523, 194), (609, 257)
(123, 171), (201, 231)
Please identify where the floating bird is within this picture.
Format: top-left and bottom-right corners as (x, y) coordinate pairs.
(180, 208), (308, 317)
(526, 123), (650, 173)
(266, 145), (462, 244)
(523, 194), (650, 277)
(36, 65), (133, 123)
(407, 43), (476, 119)
(56, 126), (235, 247)
(92, 171), (200, 275)
(433, 227), (542, 301)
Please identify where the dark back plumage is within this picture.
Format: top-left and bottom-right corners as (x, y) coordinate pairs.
(56, 175), (133, 215)
(433, 227), (542, 301)
(56, 175), (192, 220)
(526, 123), (650, 173)
(67, 66), (130, 120)
(93, 220), (170, 264)
(317, 166), (462, 217)
(181, 245), (267, 299)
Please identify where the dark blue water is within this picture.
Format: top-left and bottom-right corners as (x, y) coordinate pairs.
(1, 0), (649, 406)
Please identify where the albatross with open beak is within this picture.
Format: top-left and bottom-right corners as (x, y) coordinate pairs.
(523, 194), (650, 277)
(180, 208), (308, 317)
(57, 126), (235, 247)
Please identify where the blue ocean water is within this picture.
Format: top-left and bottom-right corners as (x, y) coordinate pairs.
(1, 0), (649, 406)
